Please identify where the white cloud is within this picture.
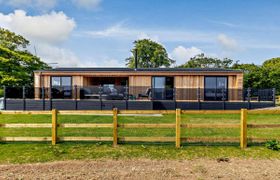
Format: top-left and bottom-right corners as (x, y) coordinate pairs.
(73, 0), (102, 10)
(217, 34), (238, 51)
(0, 0), (56, 11)
(81, 58), (124, 67)
(35, 43), (81, 67)
(0, 10), (76, 44)
(171, 46), (203, 65)
(85, 23), (215, 43)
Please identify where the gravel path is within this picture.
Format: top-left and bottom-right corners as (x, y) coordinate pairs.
(1, 159), (280, 180)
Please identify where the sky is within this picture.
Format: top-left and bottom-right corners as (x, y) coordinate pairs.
(0, 0), (279, 67)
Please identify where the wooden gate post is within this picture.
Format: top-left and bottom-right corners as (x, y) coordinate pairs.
(176, 108), (181, 148)
(240, 108), (247, 149)
(52, 109), (58, 145)
(113, 108), (118, 147)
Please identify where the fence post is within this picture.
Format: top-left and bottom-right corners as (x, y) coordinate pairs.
(240, 108), (247, 149)
(52, 109), (58, 145)
(113, 108), (118, 147)
(176, 108), (181, 148)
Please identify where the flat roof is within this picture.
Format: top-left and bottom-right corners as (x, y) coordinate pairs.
(35, 67), (243, 73)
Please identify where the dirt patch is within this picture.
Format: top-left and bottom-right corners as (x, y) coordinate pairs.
(1, 159), (280, 179)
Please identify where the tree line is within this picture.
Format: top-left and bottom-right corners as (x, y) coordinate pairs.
(0, 28), (279, 91)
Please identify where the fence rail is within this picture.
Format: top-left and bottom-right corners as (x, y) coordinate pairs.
(0, 109), (280, 149)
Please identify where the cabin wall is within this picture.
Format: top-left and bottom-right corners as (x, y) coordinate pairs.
(33, 72), (243, 101)
(129, 76), (151, 97)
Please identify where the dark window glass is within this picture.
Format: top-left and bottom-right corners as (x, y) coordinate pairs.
(51, 76), (72, 99)
(204, 77), (227, 101)
(152, 77), (174, 100)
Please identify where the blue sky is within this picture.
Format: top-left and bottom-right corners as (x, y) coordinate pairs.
(0, 0), (279, 67)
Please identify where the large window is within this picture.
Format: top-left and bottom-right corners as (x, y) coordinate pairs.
(51, 76), (72, 98)
(152, 77), (174, 100)
(204, 76), (228, 101)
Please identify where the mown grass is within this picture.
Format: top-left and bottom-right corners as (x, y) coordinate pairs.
(0, 113), (280, 164)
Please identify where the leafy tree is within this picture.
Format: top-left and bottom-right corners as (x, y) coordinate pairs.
(126, 39), (174, 68)
(261, 57), (280, 90)
(0, 28), (49, 86)
(232, 63), (263, 88)
(178, 53), (235, 69)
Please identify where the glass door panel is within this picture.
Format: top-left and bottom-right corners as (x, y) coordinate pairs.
(152, 77), (166, 100)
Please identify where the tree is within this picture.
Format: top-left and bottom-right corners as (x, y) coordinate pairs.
(261, 57), (280, 91)
(178, 53), (235, 69)
(126, 39), (174, 68)
(232, 63), (264, 88)
(0, 28), (49, 86)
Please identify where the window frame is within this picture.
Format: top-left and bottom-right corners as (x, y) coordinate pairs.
(204, 76), (228, 101)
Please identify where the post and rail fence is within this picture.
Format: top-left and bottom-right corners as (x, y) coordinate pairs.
(1, 109), (280, 149)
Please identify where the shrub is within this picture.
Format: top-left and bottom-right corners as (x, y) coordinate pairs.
(0, 89), (3, 97)
(265, 140), (280, 151)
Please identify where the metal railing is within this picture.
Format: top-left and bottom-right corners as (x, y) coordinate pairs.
(1, 86), (276, 102)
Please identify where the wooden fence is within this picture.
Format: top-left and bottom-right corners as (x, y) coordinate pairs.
(1, 109), (280, 149)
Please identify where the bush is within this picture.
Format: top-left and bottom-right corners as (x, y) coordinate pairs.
(0, 89), (3, 98)
(265, 140), (280, 151)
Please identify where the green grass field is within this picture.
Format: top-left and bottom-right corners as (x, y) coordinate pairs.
(0, 113), (280, 164)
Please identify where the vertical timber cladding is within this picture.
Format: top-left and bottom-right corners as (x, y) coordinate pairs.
(128, 75), (153, 110)
(228, 74), (243, 101)
(129, 75), (152, 97)
(72, 76), (83, 99)
(174, 75), (203, 101)
(34, 73), (41, 99)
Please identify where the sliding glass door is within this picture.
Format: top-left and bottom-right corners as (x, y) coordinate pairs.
(152, 77), (174, 100)
(204, 76), (228, 101)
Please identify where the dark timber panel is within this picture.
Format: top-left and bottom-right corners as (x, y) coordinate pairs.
(101, 100), (127, 110)
(200, 102), (224, 110)
(127, 101), (153, 110)
(225, 102), (249, 110)
(5, 99), (24, 110)
(77, 100), (101, 110)
(25, 100), (44, 111)
(4, 99), (275, 110)
(176, 102), (200, 110)
(51, 100), (76, 110)
(250, 102), (274, 109)
(153, 101), (176, 110)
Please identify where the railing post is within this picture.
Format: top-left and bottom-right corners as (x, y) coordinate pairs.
(240, 108), (247, 149)
(272, 88), (276, 106)
(42, 87), (45, 110)
(22, 86), (26, 111)
(247, 88), (251, 109)
(197, 88), (201, 110)
(74, 85), (78, 110)
(113, 108), (118, 147)
(173, 88), (177, 109)
(3, 86), (6, 110)
(49, 87), (52, 110)
(52, 109), (58, 145)
(176, 108), (181, 148)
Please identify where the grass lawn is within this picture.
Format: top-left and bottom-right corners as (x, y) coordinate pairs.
(0, 113), (280, 164)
